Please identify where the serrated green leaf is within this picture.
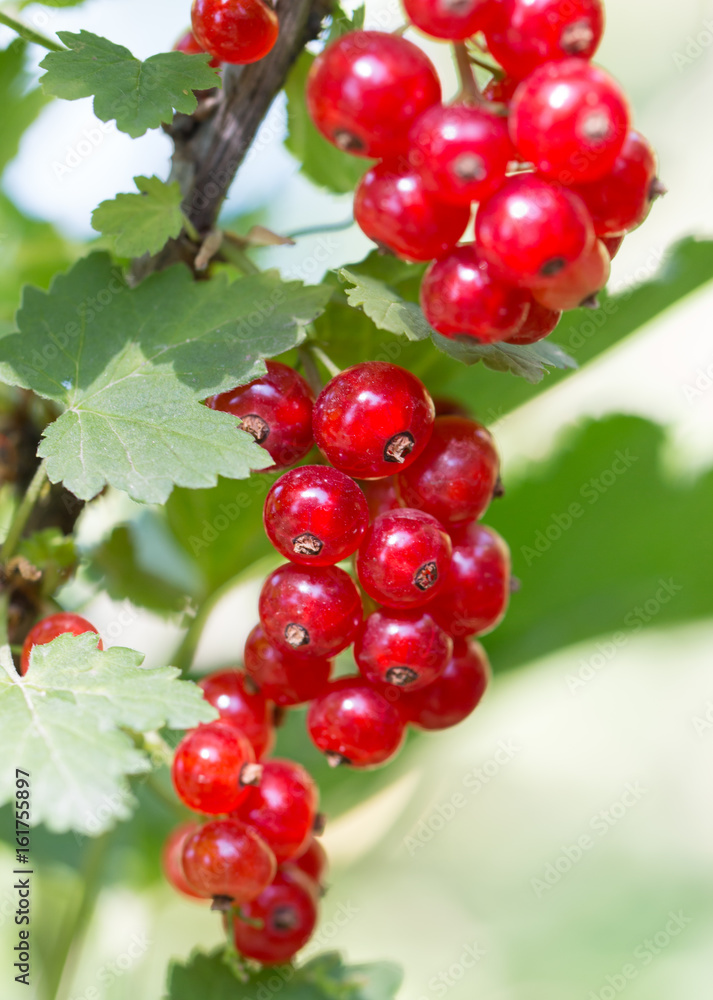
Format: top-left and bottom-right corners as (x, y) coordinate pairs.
(431, 330), (577, 383)
(19, 528), (76, 571)
(328, 3), (366, 40)
(0, 41), (50, 177)
(39, 31), (220, 138)
(339, 269), (430, 341)
(0, 253), (331, 503)
(0, 636), (216, 834)
(91, 175), (185, 258)
(166, 948), (402, 1000)
(285, 51), (370, 195)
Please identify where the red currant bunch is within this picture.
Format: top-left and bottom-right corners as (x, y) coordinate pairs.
(306, 8), (662, 342)
(191, 0), (279, 65)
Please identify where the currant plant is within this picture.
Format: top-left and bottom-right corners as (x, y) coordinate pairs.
(0, 1), (710, 998)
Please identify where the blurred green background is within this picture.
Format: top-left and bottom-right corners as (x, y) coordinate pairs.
(1, 0), (713, 998)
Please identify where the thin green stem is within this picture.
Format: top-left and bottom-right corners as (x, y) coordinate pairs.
(0, 592), (9, 648)
(297, 345), (324, 396)
(468, 50), (505, 78)
(0, 10), (64, 51)
(221, 238), (261, 276)
(453, 42), (485, 106)
(1, 461), (48, 563)
(48, 834), (109, 1000)
(287, 217), (354, 239)
(308, 345), (342, 379)
(180, 212), (201, 243)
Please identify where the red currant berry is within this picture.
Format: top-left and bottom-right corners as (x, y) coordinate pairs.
(312, 362), (435, 480)
(355, 607), (453, 690)
(205, 361), (314, 471)
(182, 818), (276, 902)
(21, 612), (102, 675)
(306, 31), (441, 158)
(171, 721), (258, 815)
(229, 866), (318, 964)
(429, 522), (511, 638)
(162, 822), (205, 900)
(191, 0), (278, 65)
(264, 466), (369, 567)
(233, 759), (318, 862)
(173, 27), (221, 67)
(510, 59), (630, 184)
(396, 638), (490, 730)
(421, 245), (530, 343)
(361, 477), (403, 521)
(569, 131), (661, 236)
(409, 105), (512, 206)
(307, 676), (406, 768)
(475, 174), (594, 286)
(199, 670), (274, 759)
(244, 625), (333, 705)
(354, 160), (470, 262)
(258, 564), (362, 658)
(290, 837), (328, 887)
(397, 416), (499, 525)
(356, 509), (452, 608)
(532, 239), (610, 311)
(505, 299), (561, 345)
(485, 0), (604, 80)
(602, 234), (624, 259)
(403, 0), (492, 39)
(482, 75), (520, 103)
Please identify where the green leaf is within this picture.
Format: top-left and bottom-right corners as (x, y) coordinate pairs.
(0, 41), (50, 177)
(0, 253), (331, 503)
(485, 416), (713, 673)
(91, 175), (185, 258)
(338, 263), (576, 383)
(39, 31), (220, 138)
(285, 51), (370, 195)
(339, 269), (430, 341)
(0, 636), (216, 834)
(166, 948), (402, 1000)
(328, 3), (366, 40)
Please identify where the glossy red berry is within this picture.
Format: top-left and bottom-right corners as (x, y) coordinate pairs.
(244, 624), (333, 705)
(229, 866), (318, 964)
(205, 361), (314, 471)
(21, 612), (102, 675)
(510, 59), (630, 184)
(174, 27), (221, 67)
(191, 0), (278, 65)
(356, 508), (452, 608)
(198, 670), (274, 759)
(396, 638), (490, 730)
(258, 564), (362, 658)
(355, 607), (453, 690)
(505, 299), (561, 345)
(475, 174), (594, 286)
(354, 160), (470, 262)
(403, 0), (492, 39)
(482, 75), (520, 104)
(162, 822), (205, 900)
(233, 759), (318, 862)
(306, 31), (441, 158)
(312, 362), (435, 480)
(291, 837), (328, 886)
(264, 466), (369, 567)
(307, 676), (406, 768)
(397, 416), (499, 525)
(485, 0), (604, 80)
(182, 818), (276, 902)
(420, 245), (530, 343)
(429, 522), (511, 638)
(570, 131), (661, 236)
(171, 721), (257, 815)
(361, 477), (403, 520)
(532, 239), (611, 311)
(409, 105), (512, 206)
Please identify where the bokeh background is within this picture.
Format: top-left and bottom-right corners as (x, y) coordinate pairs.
(1, 0), (713, 997)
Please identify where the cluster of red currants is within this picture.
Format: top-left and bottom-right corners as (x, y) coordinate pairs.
(306, 0), (663, 345)
(208, 357), (509, 774)
(175, 0), (279, 67)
